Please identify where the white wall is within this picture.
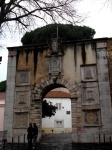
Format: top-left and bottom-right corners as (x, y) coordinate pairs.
(42, 97), (72, 133)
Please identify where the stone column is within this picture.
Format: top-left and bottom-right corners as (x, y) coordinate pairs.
(96, 42), (112, 132)
(30, 99), (42, 141)
(71, 98), (78, 143)
(4, 50), (17, 142)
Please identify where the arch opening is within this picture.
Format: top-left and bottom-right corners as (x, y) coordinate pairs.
(41, 86), (72, 136)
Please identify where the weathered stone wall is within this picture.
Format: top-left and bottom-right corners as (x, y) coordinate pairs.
(107, 39), (112, 98)
(4, 51), (17, 142)
(4, 38), (112, 143)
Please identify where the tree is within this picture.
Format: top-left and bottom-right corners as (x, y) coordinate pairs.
(21, 23), (96, 45)
(0, 0), (83, 32)
(42, 100), (57, 118)
(0, 80), (6, 92)
(0, 80), (57, 118)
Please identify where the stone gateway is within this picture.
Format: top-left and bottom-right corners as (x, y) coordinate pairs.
(4, 37), (112, 143)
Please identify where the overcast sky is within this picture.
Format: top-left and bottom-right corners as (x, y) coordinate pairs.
(0, 0), (112, 82)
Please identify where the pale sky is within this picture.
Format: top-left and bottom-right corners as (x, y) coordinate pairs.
(0, 0), (112, 82)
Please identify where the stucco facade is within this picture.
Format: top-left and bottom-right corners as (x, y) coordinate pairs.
(4, 37), (112, 143)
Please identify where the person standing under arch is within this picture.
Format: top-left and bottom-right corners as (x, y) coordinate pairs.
(32, 123), (38, 149)
(27, 123), (33, 150)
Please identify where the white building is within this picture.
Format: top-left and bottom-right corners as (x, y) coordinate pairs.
(42, 91), (72, 134)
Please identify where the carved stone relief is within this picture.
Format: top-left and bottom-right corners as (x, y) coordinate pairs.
(14, 112), (28, 128)
(45, 37), (63, 82)
(81, 65), (97, 82)
(49, 38), (61, 55)
(83, 110), (100, 126)
(16, 70), (30, 85)
(51, 38), (59, 54)
(46, 55), (63, 82)
(15, 91), (30, 106)
(82, 82), (99, 105)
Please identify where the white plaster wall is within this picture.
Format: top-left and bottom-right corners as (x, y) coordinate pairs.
(42, 98), (71, 130)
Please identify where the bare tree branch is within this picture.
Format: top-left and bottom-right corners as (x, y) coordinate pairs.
(0, 0), (83, 32)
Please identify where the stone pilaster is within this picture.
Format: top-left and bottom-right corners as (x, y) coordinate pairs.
(96, 42), (112, 131)
(30, 99), (42, 140)
(4, 50), (17, 142)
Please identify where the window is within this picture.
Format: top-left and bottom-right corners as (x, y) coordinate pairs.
(66, 111), (70, 114)
(55, 120), (64, 128)
(56, 103), (61, 110)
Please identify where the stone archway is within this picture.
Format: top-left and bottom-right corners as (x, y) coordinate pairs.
(31, 78), (80, 140)
(32, 78), (79, 100)
(4, 38), (112, 143)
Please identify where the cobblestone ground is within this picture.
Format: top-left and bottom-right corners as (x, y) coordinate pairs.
(0, 133), (111, 150)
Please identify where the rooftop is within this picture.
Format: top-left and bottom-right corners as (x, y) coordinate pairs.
(45, 91), (70, 98)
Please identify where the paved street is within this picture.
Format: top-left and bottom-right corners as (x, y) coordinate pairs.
(40, 133), (72, 150)
(0, 133), (111, 150)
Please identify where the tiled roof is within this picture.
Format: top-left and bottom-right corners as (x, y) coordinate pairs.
(0, 91), (70, 99)
(45, 91), (70, 98)
(0, 92), (5, 100)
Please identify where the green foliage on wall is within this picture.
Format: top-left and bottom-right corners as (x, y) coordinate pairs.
(0, 80), (6, 92)
(21, 24), (96, 45)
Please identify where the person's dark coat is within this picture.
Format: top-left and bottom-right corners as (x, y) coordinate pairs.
(32, 123), (38, 136)
(27, 123), (33, 140)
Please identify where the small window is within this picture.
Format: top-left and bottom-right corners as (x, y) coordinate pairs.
(56, 103), (61, 110)
(55, 120), (64, 128)
(66, 111), (70, 114)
